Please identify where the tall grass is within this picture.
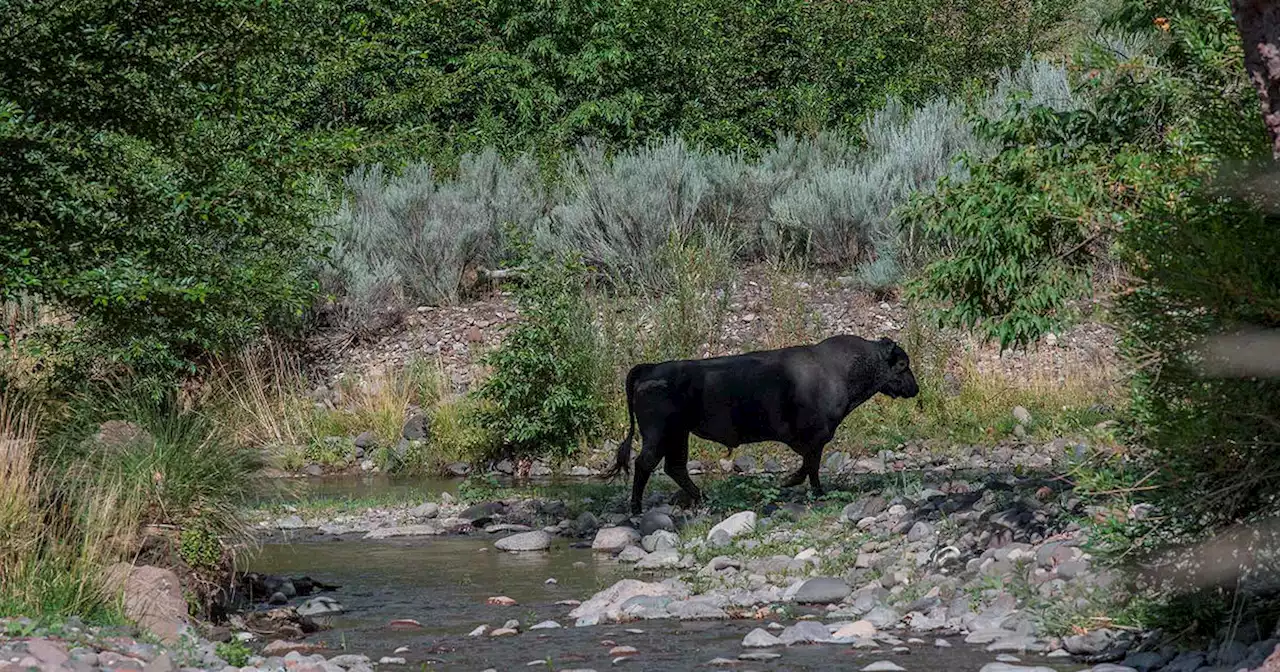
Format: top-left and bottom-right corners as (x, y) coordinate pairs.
(208, 342), (453, 470)
(0, 395), (140, 621)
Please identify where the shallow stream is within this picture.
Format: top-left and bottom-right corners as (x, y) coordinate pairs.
(247, 475), (1086, 671)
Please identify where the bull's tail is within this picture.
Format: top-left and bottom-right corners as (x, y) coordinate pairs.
(603, 364), (648, 480)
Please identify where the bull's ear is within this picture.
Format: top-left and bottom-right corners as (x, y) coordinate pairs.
(886, 344), (908, 371)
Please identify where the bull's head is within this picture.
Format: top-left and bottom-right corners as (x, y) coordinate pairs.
(879, 338), (920, 399)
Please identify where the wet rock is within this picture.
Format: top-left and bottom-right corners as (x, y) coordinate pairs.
(458, 502), (505, 525)
(303, 463), (323, 477)
(708, 511), (756, 541)
(467, 625), (489, 637)
(593, 527), (642, 553)
(639, 510), (676, 536)
(861, 663), (905, 672)
(490, 628), (518, 637)
(486, 596), (517, 606)
(494, 531), (552, 552)
(667, 600), (729, 620)
(363, 524), (443, 539)
(739, 652), (782, 661)
(780, 621), (832, 644)
(986, 636), (1043, 653)
(641, 530), (679, 553)
(978, 665), (1055, 672)
(529, 621), (562, 630)
(569, 579), (683, 626)
(296, 597), (344, 618)
(742, 628), (783, 648)
(446, 462), (471, 476)
(277, 515), (306, 530)
(1119, 651), (1168, 672)
(791, 577), (851, 605)
(388, 619), (423, 630)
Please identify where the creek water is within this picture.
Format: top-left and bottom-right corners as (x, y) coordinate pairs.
(246, 475), (1087, 671)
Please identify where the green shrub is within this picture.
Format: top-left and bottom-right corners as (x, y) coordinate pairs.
(215, 641), (252, 668)
(474, 251), (607, 461)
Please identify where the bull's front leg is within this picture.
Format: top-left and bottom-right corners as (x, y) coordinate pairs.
(780, 444), (825, 496)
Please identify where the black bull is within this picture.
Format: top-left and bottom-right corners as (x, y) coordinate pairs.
(604, 335), (921, 514)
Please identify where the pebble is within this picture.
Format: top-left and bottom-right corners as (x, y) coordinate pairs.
(608, 646), (638, 656)
(861, 663), (906, 672)
(377, 658), (406, 665)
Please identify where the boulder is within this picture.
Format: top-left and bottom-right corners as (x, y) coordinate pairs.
(791, 577), (851, 604)
(634, 549), (680, 569)
(641, 530), (679, 553)
(296, 597), (344, 618)
(494, 531), (552, 552)
(410, 502), (439, 519)
(708, 511), (756, 541)
(592, 527), (642, 553)
(639, 510), (677, 536)
(779, 620), (831, 644)
(568, 579), (683, 626)
(102, 564), (188, 644)
(742, 628), (783, 648)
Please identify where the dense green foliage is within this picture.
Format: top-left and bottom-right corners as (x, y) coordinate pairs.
(908, 0), (1280, 627)
(474, 252), (607, 461)
(0, 0), (327, 386)
(1, 0), (1074, 391)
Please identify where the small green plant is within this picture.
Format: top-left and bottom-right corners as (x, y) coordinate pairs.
(216, 641), (252, 668)
(704, 475), (782, 512)
(457, 474), (505, 503)
(474, 248), (607, 462)
(178, 523), (224, 571)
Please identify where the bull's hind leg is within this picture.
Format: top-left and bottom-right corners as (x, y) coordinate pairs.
(631, 440), (663, 515)
(662, 432), (702, 509)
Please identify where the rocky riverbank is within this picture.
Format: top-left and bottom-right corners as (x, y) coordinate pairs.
(247, 457), (1280, 672)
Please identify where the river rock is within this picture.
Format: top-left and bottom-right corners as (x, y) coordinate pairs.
(458, 502), (505, 525)
(708, 511), (756, 541)
(619, 595), (674, 620)
(592, 527), (641, 553)
(634, 549), (680, 569)
(668, 599), (729, 620)
(1064, 629), (1118, 656)
(861, 663), (906, 672)
(831, 621), (877, 640)
(978, 665), (1056, 672)
(639, 510), (676, 536)
(742, 628), (783, 648)
(277, 516), (306, 530)
(780, 620), (832, 645)
(864, 605), (901, 629)
(494, 531), (552, 552)
(569, 579), (683, 626)
(410, 502), (439, 519)
(740, 652), (782, 661)
(402, 414), (428, 441)
(363, 524), (443, 539)
(617, 546), (648, 563)
(573, 512), (599, 534)
(296, 597), (344, 618)
(791, 577), (851, 604)
(101, 565), (188, 644)
(529, 621), (562, 630)
(641, 530), (679, 553)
